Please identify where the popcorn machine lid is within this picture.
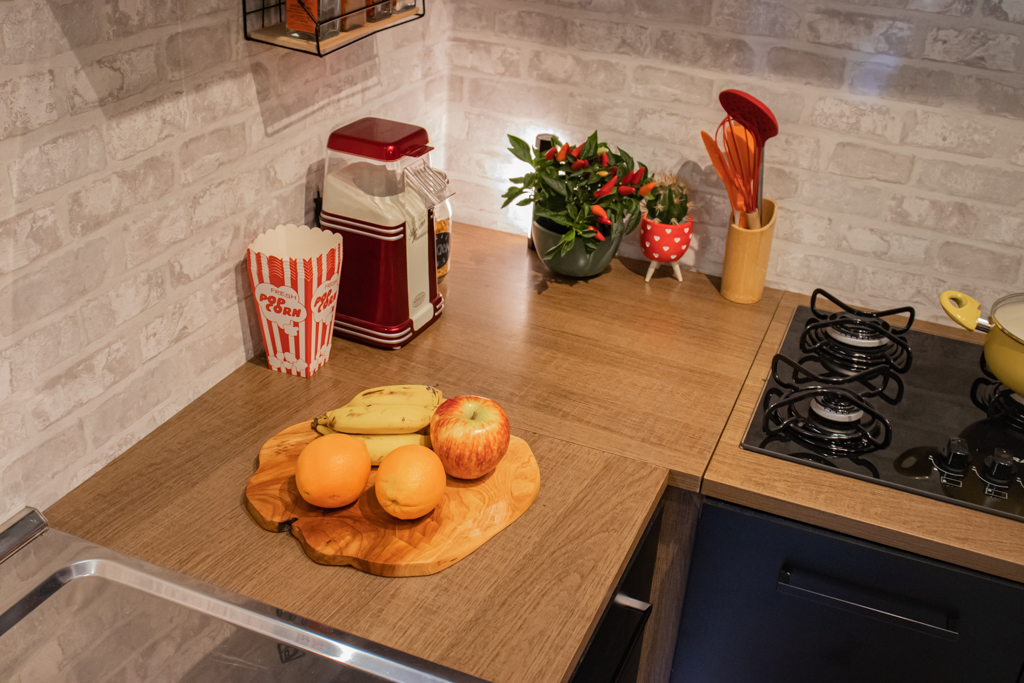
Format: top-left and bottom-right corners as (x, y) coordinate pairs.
(327, 117), (433, 161)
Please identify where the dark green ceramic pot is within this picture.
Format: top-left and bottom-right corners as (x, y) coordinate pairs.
(531, 221), (624, 278)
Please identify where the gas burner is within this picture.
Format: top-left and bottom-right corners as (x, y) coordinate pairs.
(972, 354), (1024, 434)
(762, 354), (894, 456)
(762, 388), (891, 456)
(810, 394), (864, 423)
(799, 289), (915, 375)
(825, 326), (892, 348)
(973, 378), (1024, 433)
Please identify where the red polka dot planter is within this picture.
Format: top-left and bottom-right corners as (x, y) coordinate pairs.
(640, 215), (692, 263)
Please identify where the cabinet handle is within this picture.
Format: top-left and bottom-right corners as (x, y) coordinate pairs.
(777, 567), (958, 642)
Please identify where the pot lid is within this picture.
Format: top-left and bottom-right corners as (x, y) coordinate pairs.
(992, 294), (1024, 344)
(327, 117), (433, 161)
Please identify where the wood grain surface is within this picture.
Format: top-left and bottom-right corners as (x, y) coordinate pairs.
(246, 423), (541, 577)
(307, 223), (782, 491)
(704, 290), (1024, 584)
(43, 224), (779, 681)
(45, 366), (668, 683)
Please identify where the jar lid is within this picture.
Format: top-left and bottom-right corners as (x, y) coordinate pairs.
(327, 117), (433, 161)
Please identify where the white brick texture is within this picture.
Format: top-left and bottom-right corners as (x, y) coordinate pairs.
(0, 0), (450, 521)
(5, 0), (1024, 522)
(443, 0), (1024, 325)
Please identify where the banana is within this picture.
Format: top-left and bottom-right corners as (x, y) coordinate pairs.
(313, 420), (337, 437)
(320, 403), (436, 435)
(345, 385), (443, 408)
(348, 433), (431, 465)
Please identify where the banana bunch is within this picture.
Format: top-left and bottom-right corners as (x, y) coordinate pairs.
(313, 385), (442, 464)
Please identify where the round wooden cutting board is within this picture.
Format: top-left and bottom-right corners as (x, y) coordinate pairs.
(245, 422), (541, 577)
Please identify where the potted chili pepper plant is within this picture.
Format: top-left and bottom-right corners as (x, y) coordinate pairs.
(502, 132), (653, 278)
(640, 174), (693, 282)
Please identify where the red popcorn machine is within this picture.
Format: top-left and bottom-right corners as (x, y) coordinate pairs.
(320, 117), (452, 349)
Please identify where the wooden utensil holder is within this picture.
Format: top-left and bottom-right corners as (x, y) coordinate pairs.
(720, 198), (777, 304)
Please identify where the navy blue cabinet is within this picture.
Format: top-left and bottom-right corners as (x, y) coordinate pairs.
(672, 500), (1024, 683)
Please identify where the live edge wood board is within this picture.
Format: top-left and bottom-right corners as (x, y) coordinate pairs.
(704, 290), (1024, 584)
(246, 423), (541, 577)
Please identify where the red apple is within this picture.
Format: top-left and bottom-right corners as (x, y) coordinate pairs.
(429, 395), (511, 479)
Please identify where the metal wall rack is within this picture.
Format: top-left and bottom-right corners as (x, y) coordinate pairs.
(243, 0), (426, 57)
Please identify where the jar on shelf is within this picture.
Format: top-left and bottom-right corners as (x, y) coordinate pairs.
(340, 0), (367, 31)
(285, 0), (341, 40)
(435, 171), (452, 281)
(366, 0), (392, 22)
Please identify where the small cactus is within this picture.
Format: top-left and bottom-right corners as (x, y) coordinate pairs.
(644, 173), (690, 225)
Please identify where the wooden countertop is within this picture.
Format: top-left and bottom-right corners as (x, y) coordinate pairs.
(299, 224), (782, 491)
(46, 360), (668, 682)
(46, 224), (781, 682)
(704, 291), (1024, 584)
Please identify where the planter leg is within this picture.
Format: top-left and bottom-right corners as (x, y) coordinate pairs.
(671, 262), (683, 282)
(645, 261), (657, 282)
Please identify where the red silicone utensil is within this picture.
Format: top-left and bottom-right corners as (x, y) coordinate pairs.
(719, 90), (778, 217)
(701, 130), (745, 228)
(719, 118), (759, 228)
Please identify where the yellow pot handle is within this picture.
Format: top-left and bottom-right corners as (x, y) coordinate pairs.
(940, 290), (981, 331)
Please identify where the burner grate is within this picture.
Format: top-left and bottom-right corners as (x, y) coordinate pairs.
(972, 375), (1024, 434)
(799, 289), (915, 374)
(771, 354), (905, 405)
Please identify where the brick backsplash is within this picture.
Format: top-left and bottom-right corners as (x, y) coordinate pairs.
(0, 0), (450, 520)
(3, 0), (1024, 521)
(443, 0), (1024, 322)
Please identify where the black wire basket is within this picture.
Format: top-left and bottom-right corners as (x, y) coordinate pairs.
(243, 0), (426, 57)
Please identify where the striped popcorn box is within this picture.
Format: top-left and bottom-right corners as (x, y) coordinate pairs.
(246, 224), (343, 378)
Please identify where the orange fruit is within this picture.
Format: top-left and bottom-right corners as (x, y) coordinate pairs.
(375, 445), (447, 520)
(295, 434), (371, 508)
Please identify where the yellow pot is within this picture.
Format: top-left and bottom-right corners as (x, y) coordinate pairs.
(941, 291), (1024, 395)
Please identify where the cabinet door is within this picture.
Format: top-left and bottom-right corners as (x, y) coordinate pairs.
(671, 500), (1024, 683)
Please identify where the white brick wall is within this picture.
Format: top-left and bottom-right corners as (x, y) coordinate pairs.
(0, 0), (451, 520)
(5, 0), (1024, 521)
(442, 0), (1024, 321)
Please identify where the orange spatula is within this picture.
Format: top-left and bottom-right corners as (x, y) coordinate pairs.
(701, 130), (746, 229)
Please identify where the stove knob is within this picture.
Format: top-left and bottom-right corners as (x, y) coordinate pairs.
(982, 449), (1016, 486)
(940, 437), (970, 474)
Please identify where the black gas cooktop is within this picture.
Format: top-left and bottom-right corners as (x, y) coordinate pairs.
(742, 289), (1024, 522)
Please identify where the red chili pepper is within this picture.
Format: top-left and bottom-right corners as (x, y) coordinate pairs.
(589, 228), (606, 241)
(595, 175), (618, 198)
(597, 216), (613, 225)
(600, 152), (609, 167)
(590, 205), (608, 219)
(571, 144), (584, 158)
(618, 186), (636, 195)
(556, 143), (569, 162)
(628, 166), (646, 185)
(571, 159), (589, 170)
(544, 147), (557, 161)
(607, 166), (618, 177)
(639, 181), (656, 197)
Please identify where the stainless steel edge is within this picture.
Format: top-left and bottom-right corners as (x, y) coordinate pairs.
(0, 524), (487, 682)
(0, 508), (48, 566)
